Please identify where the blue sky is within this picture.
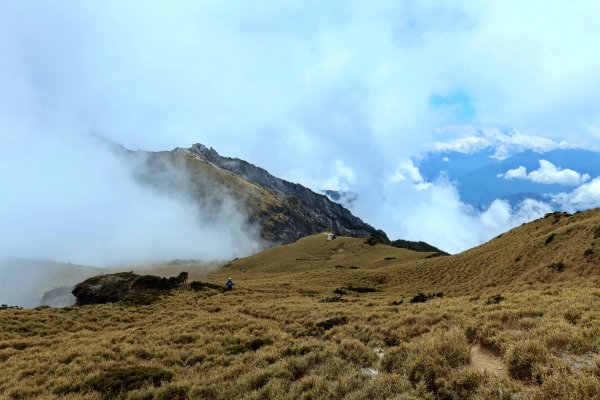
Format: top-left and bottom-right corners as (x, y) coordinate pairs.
(1, 0), (600, 259)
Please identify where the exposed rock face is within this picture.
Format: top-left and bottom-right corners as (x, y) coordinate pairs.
(72, 272), (188, 306)
(182, 143), (388, 244)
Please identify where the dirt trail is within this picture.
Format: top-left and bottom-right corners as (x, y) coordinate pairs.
(470, 344), (506, 376)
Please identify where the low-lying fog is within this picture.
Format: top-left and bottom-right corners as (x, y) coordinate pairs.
(0, 134), (263, 308)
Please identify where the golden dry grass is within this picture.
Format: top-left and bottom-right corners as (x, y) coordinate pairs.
(2, 210), (600, 399)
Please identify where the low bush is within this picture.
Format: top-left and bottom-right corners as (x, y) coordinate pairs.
(410, 293), (429, 303)
(228, 337), (272, 354)
(346, 285), (378, 293)
(316, 316), (348, 331)
(538, 371), (600, 399)
(364, 233), (389, 246)
(189, 281), (225, 292)
(320, 296), (348, 303)
(547, 261), (565, 272)
(504, 340), (548, 382)
(436, 367), (485, 400)
(410, 292), (443, 303)
(382, 329), (471, 395)
(338, 339), (377, 366)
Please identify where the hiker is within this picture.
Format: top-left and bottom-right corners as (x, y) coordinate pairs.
(226, 277), (233, 291)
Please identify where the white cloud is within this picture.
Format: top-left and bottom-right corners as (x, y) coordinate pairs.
(356, 174), (552, 253)
(501, 160), (590, 186)
(434, 128), (572, 160)
(502, 166), (528, 180)
(390, 160), (431, 190)
(435, 135), (491, 154)
(552, 178), (600, 212)
(321, 159), (356, 192)
(2, 0), (600, 261)
(0, 131), (263, 266)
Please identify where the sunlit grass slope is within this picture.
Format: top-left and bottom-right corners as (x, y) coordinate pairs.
(2, 210), (600, 399)
(411, 209), (600, 295)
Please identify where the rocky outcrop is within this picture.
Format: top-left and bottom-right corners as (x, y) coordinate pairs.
(72, 272), (188, 306)
(182, 143), (388, 244)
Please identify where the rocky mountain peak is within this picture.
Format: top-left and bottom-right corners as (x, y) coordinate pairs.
(180, 143), (389, 244)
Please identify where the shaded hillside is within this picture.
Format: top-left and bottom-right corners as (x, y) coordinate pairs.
(134, 143), (387, 245)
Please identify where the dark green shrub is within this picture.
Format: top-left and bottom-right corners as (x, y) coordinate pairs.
(133, 272), (188, 290)
(364, 233), (390, 246)
(346, 285), (377, 293)
(228, 337), (272, 354)
(189, 281), (225, 292)
(544, 234), (555, 244)
(410, 293), (429, 303)
(547, 261), (565, 271)
(316, 316), (348, 331)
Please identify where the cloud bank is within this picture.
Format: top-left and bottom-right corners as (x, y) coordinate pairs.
(553, 178), (600, 212)
(0, 131), (262, 266)
(2, 1), (600, 258)
(500, 160), (591, 186)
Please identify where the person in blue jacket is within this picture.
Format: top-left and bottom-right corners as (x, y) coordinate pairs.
(226, 277), (234, 291)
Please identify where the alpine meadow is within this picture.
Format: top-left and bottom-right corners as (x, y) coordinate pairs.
(2, 1), (600, 400)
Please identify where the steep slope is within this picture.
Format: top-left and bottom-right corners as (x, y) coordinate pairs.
(134, 143), (387, 245)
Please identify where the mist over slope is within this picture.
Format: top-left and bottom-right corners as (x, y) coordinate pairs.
(0, 135), (263, 268)
(0, 259), (101, 308)
(170, 143), (388, 244)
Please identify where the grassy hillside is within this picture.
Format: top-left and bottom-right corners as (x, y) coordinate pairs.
(2, 211), (600, 399)
(136, 148), (385, 245)
(408, 209), (600, 296)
